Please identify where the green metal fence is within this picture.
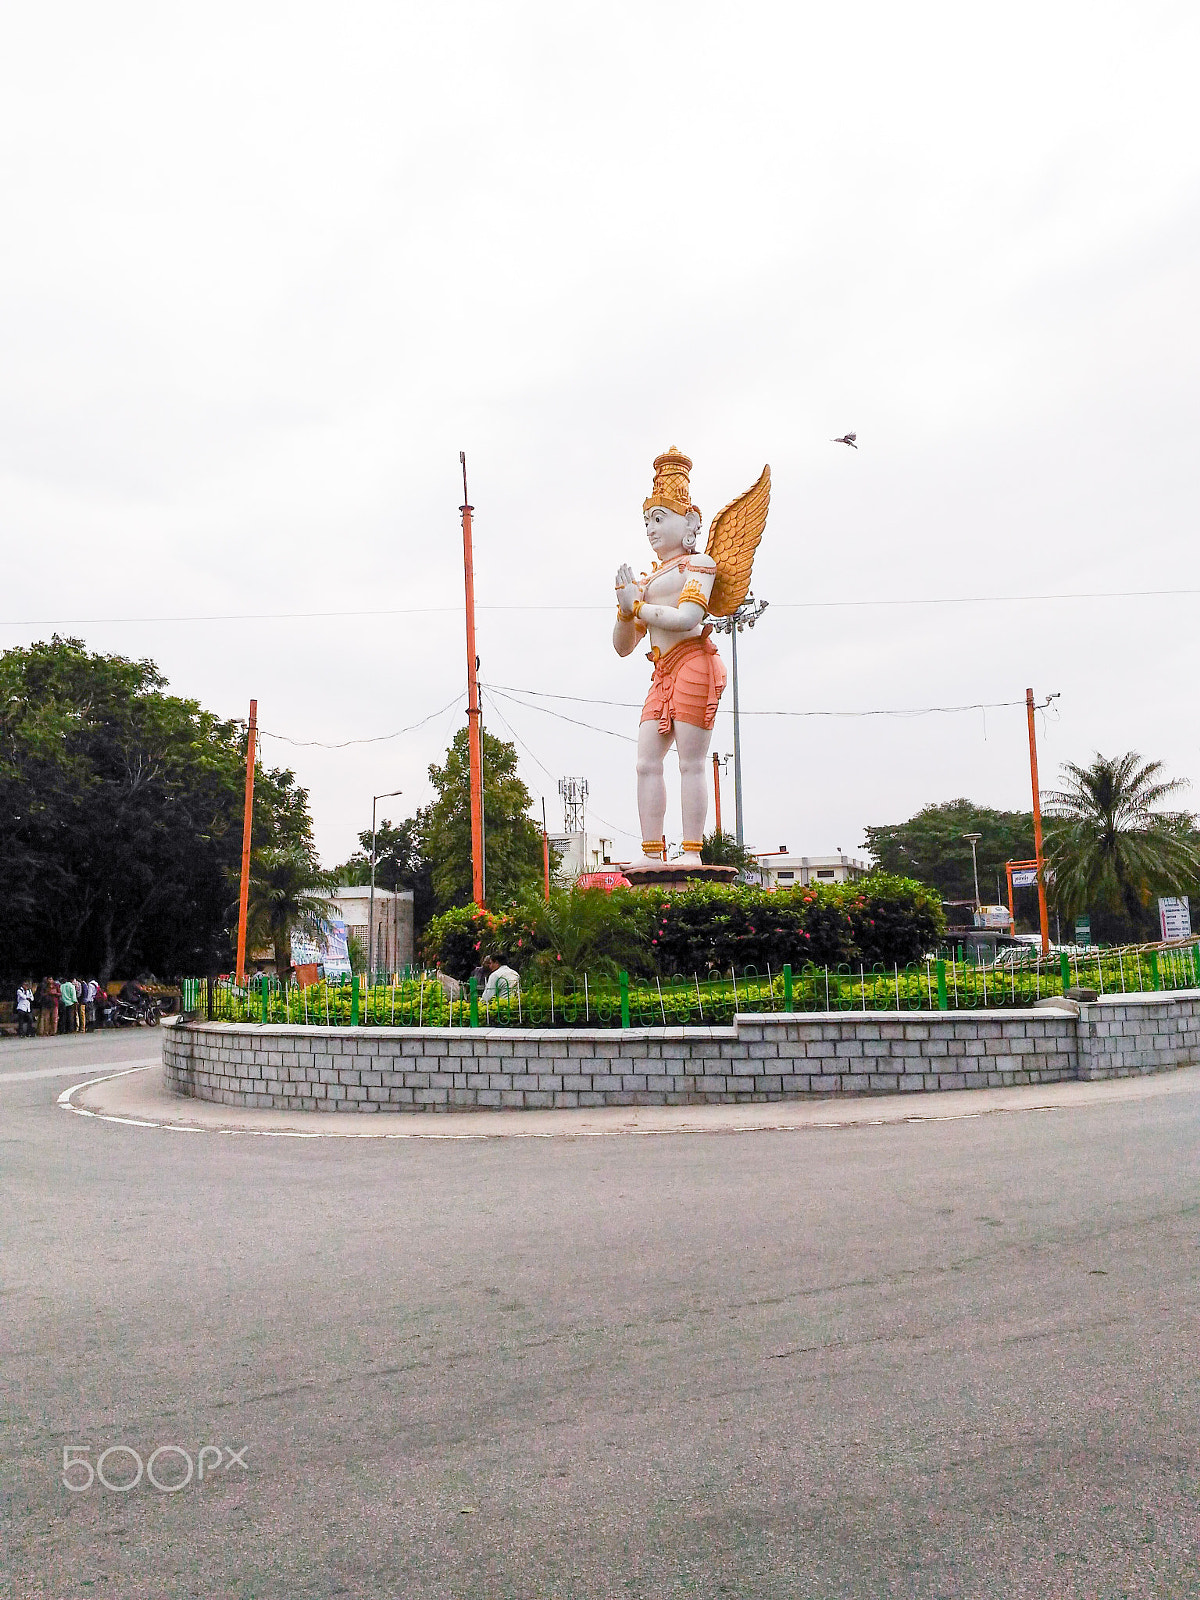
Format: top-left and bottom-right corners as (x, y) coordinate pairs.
(179, 942), (1200, 1030)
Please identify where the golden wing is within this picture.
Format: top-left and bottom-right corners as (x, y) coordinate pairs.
(704, 465), (771, 617)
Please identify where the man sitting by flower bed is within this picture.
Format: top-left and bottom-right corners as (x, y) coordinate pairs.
(480, 955), (520, 1004)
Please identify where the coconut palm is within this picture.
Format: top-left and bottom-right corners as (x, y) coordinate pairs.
(247, 847), (339, 976)
(1042, 753), (1199, 934)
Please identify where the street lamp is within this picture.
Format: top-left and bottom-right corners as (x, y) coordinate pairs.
(710, 596), (768, 846)
(963, 832), (983, 912)
(368, 790), (403, 981)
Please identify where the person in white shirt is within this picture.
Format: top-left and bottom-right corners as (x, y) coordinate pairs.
(15, 981), (34, 1037)
(479, 957), (520, 1005)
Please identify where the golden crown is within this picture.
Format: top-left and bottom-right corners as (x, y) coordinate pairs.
(643, 446), (700, 522)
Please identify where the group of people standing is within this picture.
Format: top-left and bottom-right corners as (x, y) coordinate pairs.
(14, 977), (106, 1037)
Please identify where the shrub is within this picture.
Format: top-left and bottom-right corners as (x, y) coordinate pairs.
(845, 873), (946, 966)
(420, 903), (505, 978)
(420, 875), (945, 980)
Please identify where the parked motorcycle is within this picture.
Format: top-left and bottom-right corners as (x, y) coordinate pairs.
(108, 993), (166, 1027)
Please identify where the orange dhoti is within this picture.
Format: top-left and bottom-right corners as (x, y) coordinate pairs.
(640, 632), (727, 735)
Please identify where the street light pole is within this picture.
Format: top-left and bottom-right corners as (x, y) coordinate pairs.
(963, 833), (982, 912)
(368, 789), (403, 982)
(710, 596), (768, 848)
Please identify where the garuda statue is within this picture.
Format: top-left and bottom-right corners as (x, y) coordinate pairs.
(614, 447), (770, 868)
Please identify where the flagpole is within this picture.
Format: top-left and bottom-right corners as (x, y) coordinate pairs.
(460, 453), (485, 907)
(235, 699), (257, 984)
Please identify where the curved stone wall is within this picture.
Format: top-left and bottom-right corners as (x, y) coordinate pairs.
(162, 994), (1200, 1112)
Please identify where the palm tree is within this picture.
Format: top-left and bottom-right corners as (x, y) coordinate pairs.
(1042, 753), (1199, 935)
(247, 848), (339, 976)
(518, 886), (643, 981)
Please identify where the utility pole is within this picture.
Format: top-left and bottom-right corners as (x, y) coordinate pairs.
(235, 699), (257, 986)
(541, 798), (551, 903)
(730, 625), (743, 845)
(460, 452), (484, 907)
(963, 832), (982, 912)
(368, 789), (403, 982)
(712, 753), (723, 836)
(1026, 687), (1052, 956)
(710, 597), (768, 847)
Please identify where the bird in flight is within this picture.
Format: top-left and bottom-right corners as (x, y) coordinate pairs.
(832, 432), (857, 449)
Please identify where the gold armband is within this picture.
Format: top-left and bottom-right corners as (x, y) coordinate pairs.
(631, 599), (645, 620)
(616, 600), (636, 623)
(677, 580), (710, 612)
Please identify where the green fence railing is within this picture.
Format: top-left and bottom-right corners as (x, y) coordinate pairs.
(183, 942), (1200, 1030)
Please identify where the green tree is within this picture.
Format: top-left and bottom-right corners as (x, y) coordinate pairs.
(0, 636), (318, 980)
(422, 726), (544, 911)
(863, 800), (1034, 908)
(1043, 753), (1199, 942)
(332, 816), (435, 933)
(247, 848), (338, 976)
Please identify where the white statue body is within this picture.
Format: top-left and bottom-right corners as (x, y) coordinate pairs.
(613, 504), (720, 867)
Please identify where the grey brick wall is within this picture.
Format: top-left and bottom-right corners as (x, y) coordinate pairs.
(1076, 992), (1200, 1081)
(161, 994), (1200, 1113)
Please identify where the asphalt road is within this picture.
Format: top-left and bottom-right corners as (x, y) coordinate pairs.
(3, 1031), (1199, 1599)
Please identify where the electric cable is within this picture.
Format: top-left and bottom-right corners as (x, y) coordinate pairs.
(484, 684), (638, 744)
(486, 682), (1030, 721)
(5, 585), (1200, 628)
(257, 689), (465, 749)
(481, 687), (639, 843)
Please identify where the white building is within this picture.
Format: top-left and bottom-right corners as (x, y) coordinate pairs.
(546, 831), (617, 882)
(328, 887), (415, 972)
(754, 851), (869, 889)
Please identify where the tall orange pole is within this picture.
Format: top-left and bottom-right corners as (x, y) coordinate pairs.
(542, 799), (551, 903)
(1026, 687), (1051, 956)
(713, 753), (723, 835)
(235, 698), (257, 984)
(460, 453), (485, 907)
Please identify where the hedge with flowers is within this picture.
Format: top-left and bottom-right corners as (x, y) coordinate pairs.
(422, 874), (944, 980)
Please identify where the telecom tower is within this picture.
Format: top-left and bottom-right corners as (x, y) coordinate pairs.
(558, 777), (588, 834)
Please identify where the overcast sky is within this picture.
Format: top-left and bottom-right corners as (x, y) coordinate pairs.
(3, 1), (1198, 872)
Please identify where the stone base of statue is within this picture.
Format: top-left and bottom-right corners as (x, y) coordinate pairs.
(622, 862), (741, 891)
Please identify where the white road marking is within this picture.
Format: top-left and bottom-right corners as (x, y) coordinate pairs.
(1, 1057), (159, 1085)
(55, 1064), (1200, 1142)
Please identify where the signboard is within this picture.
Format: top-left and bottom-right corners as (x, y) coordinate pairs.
(978, 904), (1012, 929)
(1159, 896), (1192, 941)
(1074, 916), (1091, 946)
(575, 870), (631, 893)
(1011, 868), (1038, 888)
(290, 917), (352, 978)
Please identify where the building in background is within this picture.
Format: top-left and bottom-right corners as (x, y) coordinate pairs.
(547, 832), (616, 882)
(754, 851), (869, 889)
(328, 887), (415, 972)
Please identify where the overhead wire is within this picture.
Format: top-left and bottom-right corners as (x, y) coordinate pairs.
(484, 683), (638, 743)
(257, 689), (465, 749)
(5, 585), (1200, 627)
(481, 685), (639, 844)
(486, 682), (1030, 721)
